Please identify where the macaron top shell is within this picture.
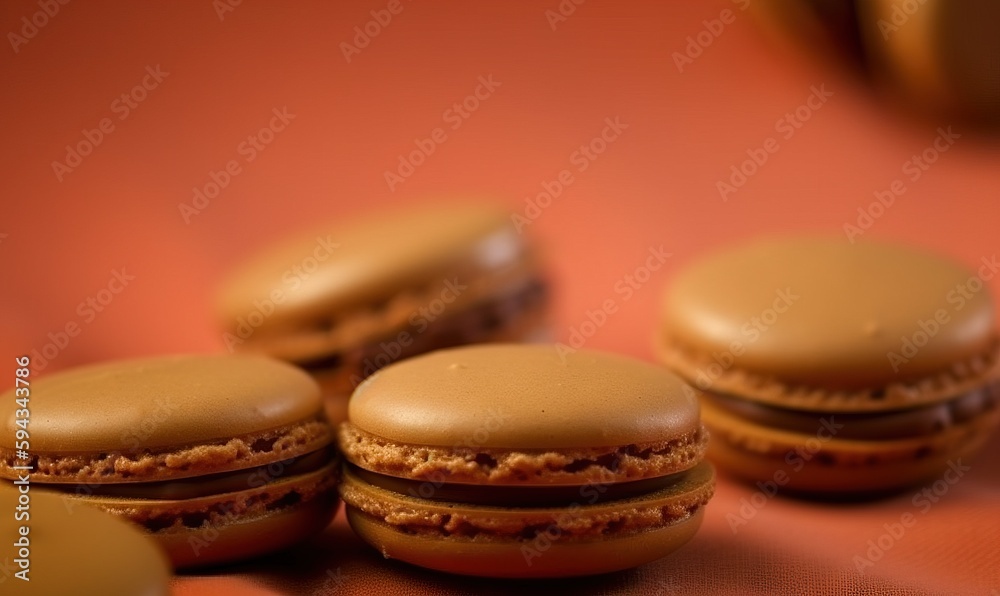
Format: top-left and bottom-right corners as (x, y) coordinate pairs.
(0, 354), (322, 453)
(349, 344), (700, 449)
(663, 238), (996, 390)
(217, 203), (528, 327)
(0, 487), (170, 595)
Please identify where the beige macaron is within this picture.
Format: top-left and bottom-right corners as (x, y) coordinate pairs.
(216, 203), (549, 425)
(339, 344), (714, 578)
(659, 237), (1000, 494)
(0, 354), (339, 568)
(1, 486), (171, 594)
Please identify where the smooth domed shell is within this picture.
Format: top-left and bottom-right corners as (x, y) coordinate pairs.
(216, 203), (526, 327)
(0, 354), (322, 453)
(348, 344), (700, 449)
(662, 237), (996, 389)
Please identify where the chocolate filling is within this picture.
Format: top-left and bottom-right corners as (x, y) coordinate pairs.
(349, 464), (688, 507)
(706, 381), (999, 440)
(43, 449), (332, 500)
(296, 277), (548, 377)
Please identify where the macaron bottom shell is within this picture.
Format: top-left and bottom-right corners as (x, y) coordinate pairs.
(347, 507), (705, 579)
(59, 462), (340, 568)
(702, 398), (1000, 495)
(339, 462), (715, 578)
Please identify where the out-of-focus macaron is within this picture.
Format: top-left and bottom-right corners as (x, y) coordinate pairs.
(1, 486), (171, 594)
(216, 203), (550, 425)
(750, 0), (1000, 126)
(0, 354), (339, 568)
(338, 344), (714, 578)
(858, 0), (1000, 126)
(658, 237), (1000, 494)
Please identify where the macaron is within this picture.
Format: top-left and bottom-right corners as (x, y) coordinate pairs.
(338, 344), (714, 578)
(0, 354), (339, 568)
(217, 203), (550, 425)
(751, 0), (1000, 126)
(858, 0), (1000, 126)
(658, 237), (1000, 494)
(1, 486), (171, 594)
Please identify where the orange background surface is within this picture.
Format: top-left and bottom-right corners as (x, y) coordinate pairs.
(2, 1), (999, 594)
